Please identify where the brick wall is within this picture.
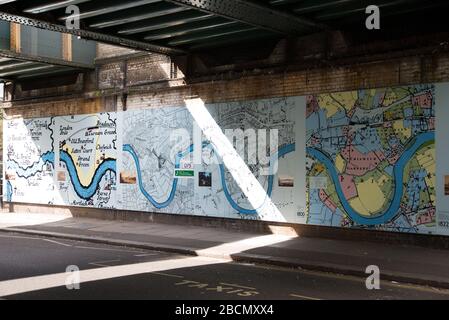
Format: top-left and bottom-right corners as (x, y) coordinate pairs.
(3, 96), (107, 119)
(112, 53), (449, 110)
(4, 52), (449, 119)
(96, 43), (138, 59)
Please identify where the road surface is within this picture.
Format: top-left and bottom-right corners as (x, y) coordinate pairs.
(0, 231), (448, 300)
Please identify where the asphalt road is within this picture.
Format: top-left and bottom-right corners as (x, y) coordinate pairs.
(0, 231), (448, 300)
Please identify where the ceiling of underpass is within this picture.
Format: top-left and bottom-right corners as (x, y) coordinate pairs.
(0, 0), (448, 56)
(0, 56), (77, 81)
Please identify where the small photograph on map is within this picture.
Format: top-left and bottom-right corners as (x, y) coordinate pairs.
(279, 175), (294, 187)
(199, 172), (212, 187)
(45, 163), (53, 172)
(445, 176), (449, 196)
(120, 171), (137, 185)
(57, 171), (66, 182)
(5, 172), (16, 181)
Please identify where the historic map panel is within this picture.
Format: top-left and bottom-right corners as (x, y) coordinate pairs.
(193, 97), (305, 222)
(306, 85), (436, 234)
(118, 107), (196, 215)
(4, 84), (447, 235)
(3, 113), (117, 208)
(55, 113), (117, 208)
(3, 117), (57, 204)
(117, 97), (305, 223)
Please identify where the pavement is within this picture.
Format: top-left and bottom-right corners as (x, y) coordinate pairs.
(2, 212), (449, 290)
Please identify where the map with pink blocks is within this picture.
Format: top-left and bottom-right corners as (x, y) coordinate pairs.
(306, 85), (436, 234)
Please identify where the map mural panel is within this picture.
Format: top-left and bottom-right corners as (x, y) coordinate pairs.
(306, 85), (437, 234)
(193, 98), (304, 222)
(3, 117), (57, 204)
(56, 113), (117, 208)
(3, 113), (117, 208)
(118, 97), (305, 223)
(118, 107), (195, 215)
(3, 83), (446, 235)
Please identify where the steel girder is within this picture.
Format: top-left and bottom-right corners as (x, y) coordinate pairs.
(0, 11), (186, 55)
(163, 0), (326, 34)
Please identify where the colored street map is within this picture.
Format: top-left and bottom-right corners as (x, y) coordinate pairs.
(306, 85), (436, 234)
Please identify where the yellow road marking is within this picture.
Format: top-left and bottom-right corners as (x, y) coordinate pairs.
(290, 293), (322, 300)
(152, 272), (184, 279)
(89, 259), (121, 267)
(220, 283), (256, 290)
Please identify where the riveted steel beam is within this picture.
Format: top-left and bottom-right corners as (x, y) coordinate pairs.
(118, 11), (214, 35)
(144, 19), (239, 41)
(0, 60), (37, 72)
(89, 4), (190, 29)
(270, 0), (302, 5)
(0, 49), (94, 69)
(16, 66), (76, 79)
(24, 0), (92, 14)
(0, 64), (57, 77)
(0, 0), (16, 5)
(163, 0), (327, 35)
(315, 0), (418, 20)
(0, 57), (16, 64)
(58, 0), (162, 21)
(0, 11), (186, 55)
(293, 0), (358, 14)
(189, 29), (278, 50)
(167, 25), (257, 46)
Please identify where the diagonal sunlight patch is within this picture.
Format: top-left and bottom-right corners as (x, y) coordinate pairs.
(0, 232), (297, 297)
(0, 256), (228, 298)
(185, 98), (286, 222)
(196, 234), (297, 259)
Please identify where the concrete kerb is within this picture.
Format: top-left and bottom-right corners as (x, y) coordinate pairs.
(0, 227), (197, 256)
(1, 227), (449, 290)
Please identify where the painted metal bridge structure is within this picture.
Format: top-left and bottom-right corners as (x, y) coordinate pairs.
(0, 0), (448, 80)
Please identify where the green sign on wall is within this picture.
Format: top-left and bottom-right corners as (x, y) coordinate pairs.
(175, 170), (195, 178)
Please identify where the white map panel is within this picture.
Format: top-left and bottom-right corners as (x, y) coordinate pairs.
(55, 113), (117, 208)
(117, 97), (306, 223)
(193, 97), (306, 223)
(3, 113), (117, 208)
(3, 117), (57, 205)
(118, 107), (195, 214)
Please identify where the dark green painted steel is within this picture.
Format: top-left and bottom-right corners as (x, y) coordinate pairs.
(118, 11), (215, 35)
(0, 0), (447, 62)
(144, 18), (240, 41)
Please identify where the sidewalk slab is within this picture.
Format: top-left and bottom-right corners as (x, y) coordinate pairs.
(1, 212), (449, 289)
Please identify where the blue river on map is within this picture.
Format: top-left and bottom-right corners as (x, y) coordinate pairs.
(8, 131), (434, 225)
(123, 143), (295, 214)
(59, 151), (116, 200)
(8, 151), (116, 201)
(307, 131), (435, 225)
(122, 144), (192, 209)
